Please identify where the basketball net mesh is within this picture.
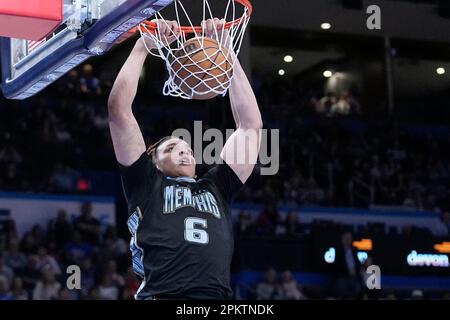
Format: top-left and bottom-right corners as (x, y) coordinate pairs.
(139, 0), (250, 99)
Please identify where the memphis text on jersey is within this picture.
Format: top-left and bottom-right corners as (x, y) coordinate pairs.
(163, 185), (220, 218)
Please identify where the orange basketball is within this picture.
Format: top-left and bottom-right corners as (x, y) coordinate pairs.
(171, 37), (233, 100)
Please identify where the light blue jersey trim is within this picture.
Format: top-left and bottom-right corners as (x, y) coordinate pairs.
(166, 176), (196, 183)
(127, 207), (145, 299)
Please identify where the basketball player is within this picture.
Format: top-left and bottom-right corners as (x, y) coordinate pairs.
(108, 18), (262, 299)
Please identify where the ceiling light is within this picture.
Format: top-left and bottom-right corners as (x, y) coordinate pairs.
(321, 23), (332, 30)
(437, 67), (446, 75)
(284, 55), (293, 63)
(323, 70), (333, 78)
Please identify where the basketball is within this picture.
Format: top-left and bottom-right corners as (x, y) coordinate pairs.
(171, 37), (233, 100)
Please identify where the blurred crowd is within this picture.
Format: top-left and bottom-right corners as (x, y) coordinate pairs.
(243, 75), (450, 211)
(1, 63), (450, 212)
(233, 205), (450, 239)
(1, 202), (448, 300)
(248, 266), (450, 300)
(248, 116), (450, 210)
(232, 203), (450, 299)
(0, 202), (138, 300)
(1, 62), (450, 300)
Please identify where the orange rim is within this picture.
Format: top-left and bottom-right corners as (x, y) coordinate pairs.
(139, 0), (252, 35)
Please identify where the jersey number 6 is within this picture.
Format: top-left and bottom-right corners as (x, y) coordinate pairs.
(184, 217), (209, 245)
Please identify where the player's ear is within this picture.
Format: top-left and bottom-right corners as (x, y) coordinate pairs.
(153, 157), (161, 171)
(149, 149), (161, 171)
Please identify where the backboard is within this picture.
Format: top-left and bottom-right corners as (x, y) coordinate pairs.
(0, 0), (173, 100)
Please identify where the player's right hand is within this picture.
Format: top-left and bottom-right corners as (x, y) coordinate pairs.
(140, 19), (180, 50)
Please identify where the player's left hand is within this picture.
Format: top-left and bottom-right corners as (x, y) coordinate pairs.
(201, 18), (232, 49)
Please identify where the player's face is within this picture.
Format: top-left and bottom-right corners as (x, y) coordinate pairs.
(156, 138), (196, 178)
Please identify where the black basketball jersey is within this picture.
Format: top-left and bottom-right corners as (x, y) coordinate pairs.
(120, 152), (243, 300)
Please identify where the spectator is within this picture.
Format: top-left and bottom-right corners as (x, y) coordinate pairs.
(330, 91), (360, 115)
(280, 270), (305, 300)
(104, 260), (125, 288)
(79, 64), (102, 96)
(36, 246), (62, 275)
(10, 277), (28, 300)
(0, 253), (14, 285)
(54, 122), (72, 143)
(4, 239), (27, 272)
(75, 202), (101, 245)
(333, 231), (362, 299)
(20, 232), (38, 255)
(410, 289), (424, 300)
(255, 203), (279, 236)
(103, 226), (127, 257)
(274, 214), (287, 236)
(1, 163), (22, 190)
(255, 267), (281, 300)
(432, 209), (450, 237)
(91, 107), (109, 130)
(234, 211), (253, 237)
(285, 212), (303, 236)
(0, 144), (23, 165)
(63, 231), (94, 264)
(30, 225), (46, 249)
(57, 287), (78, 300)
(59, 69), (80, 93)
(20, 255), (42, 292)
(88, 286), (102, 300)
(32, 269), (61, 300)
(2, 219), (18, 250)
(80, 257), (96, 298)
(98, 274), (119, 300)
(48, 209), (73, 249)
(49, 163), (80, 192)
(0, 276), (13, 300)
(122, 266), (140, 300)
(316, 92), (337, 115)
(98, 237), (117, 265)
(380, 291), (397, 300)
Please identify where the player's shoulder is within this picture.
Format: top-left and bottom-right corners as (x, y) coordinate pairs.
(119, 152), (151, 170)
(201, 161), (243, 183)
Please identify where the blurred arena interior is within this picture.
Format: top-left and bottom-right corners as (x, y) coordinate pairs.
(1, 0), (450, 300)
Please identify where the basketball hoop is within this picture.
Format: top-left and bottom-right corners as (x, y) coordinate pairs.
(138, 0), (252, 99)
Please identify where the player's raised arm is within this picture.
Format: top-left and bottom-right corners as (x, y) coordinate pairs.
(202, 19), (263, 184)
(108, 38), (148, 167)
(108, 21), (179, 167)
(221, 57), (263, 184)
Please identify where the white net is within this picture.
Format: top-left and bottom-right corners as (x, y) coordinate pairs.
(139, 0), (251, 99)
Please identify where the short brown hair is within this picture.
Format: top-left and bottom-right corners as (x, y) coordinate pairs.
(146, 135), (178, 162)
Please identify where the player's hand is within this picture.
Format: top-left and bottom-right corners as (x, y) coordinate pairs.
(157, 19), (180, 46)
(201, 18), (232, 49)
(140, 19), (180, 50)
